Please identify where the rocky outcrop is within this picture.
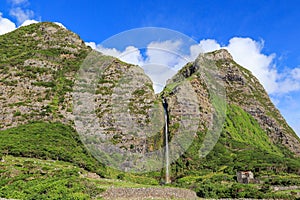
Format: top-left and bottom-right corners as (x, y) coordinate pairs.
(169, 49), (299, 156)
(0, 22), (89, 130)
(73, 52), (163, 156)
(207, 49), (300, 155)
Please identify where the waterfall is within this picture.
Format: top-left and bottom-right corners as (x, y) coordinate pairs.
(162, 98), (171, 184)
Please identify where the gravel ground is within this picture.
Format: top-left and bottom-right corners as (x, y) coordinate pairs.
(100, 187), (198, 200)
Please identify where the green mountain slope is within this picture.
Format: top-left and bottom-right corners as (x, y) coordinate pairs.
(0, 155), (162, 199)
(160, 49), (300, 198)
(0, 155), (105, 199)
(0, 122), (106, 175)
(169, 104), (300, 198)
(0, 22), (90, 130)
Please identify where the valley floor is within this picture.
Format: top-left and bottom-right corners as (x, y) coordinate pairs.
(0, 156), (198, 200)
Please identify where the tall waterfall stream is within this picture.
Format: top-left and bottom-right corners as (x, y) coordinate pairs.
(162, 98), (171, 183)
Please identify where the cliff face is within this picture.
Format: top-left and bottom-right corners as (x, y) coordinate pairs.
(162, 49), (300, 157)
(208, 49), (300, 155)
(0, 22), (89, 130)
(0, 22), (164, 158)
(1, 22), (300, 166)
(73, 51), (164, 161)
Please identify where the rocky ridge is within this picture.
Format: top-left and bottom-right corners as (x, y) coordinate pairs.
(0, 22), (89, 130)
(164, 49), (300, 156)
(209, 49), (300, 155)
(1, 22), (300, 157)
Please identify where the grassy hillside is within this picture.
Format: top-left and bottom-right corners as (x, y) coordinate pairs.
(0, 156), (160, 200)
(0, 122), (106, 176)
(1, 113), (299, 199)
(166, 104), (300, 199)
(0, 122), (161, 199)
(0, 156), (104, 199)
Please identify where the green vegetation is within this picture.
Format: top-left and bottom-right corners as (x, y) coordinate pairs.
(161, 81), (180, 96)
(0, 156), (160, 200)
(0, 22), (90, 120)
(214, 57), (300, 143)
(0, 156), (104, 199)
(128, 86), (155, 121)
(32, 81), (56, 88)
(0, 122), (106, 176)
(0, 122), (160, 199)
(132, 89), (146, 96)
(13, 110), (22, 117)
(165, 104), (300, 198)
(224, 104), (283, 155)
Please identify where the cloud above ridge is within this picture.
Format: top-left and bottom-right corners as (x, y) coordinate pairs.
(0, 13), (16, 35)
(8, 0), (28, 5)
(0, 0), (39, 32)
(87, 37), (300, 136)
(90, 36), (300, 95)
(9, 7), (34, 24)
(88, 37), (300, 95)
(86, 40), (188, 93)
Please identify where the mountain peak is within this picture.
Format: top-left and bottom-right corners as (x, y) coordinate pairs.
(13, 22), (86, 50)
(0, 22), (91, 130)
(205, 48), (233, 60)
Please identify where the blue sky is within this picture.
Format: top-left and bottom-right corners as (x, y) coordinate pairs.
(0, 0), (300, 136)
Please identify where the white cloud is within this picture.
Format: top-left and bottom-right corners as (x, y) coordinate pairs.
(119, 46), (144, 66)
(87, 42), (123, 58)
(273, 67), (300, 94)
(189, 45), (203, 60)
(143, 63), (177, 92)
(189, 39), (221, 60)
(8, 0), (28, 5)
(100, 46), (121, 56)
(89, 40), (189, 69)
(0, 12), (40, 35)
(276, 78), (300, 94)
(146, 40), (188, 70)
(0, 0), (41, 32)
(291, 68), (300, 80)
(20, 19), (38, 26)
(85, 42), (97, 50)
(88, 40), (189, 93)
(9, 7), (34, 24)
(199, 39), (221, 52)
(87, 42), (144, 66)
(143, 41), (186, 92)
(225, 37), (277, 93)
(88, 37), (300, 96)
(0, 12), (16, 35)
(54, 22), (66, 29)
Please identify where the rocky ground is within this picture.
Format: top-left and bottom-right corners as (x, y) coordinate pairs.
(100, 187), (198, 200)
